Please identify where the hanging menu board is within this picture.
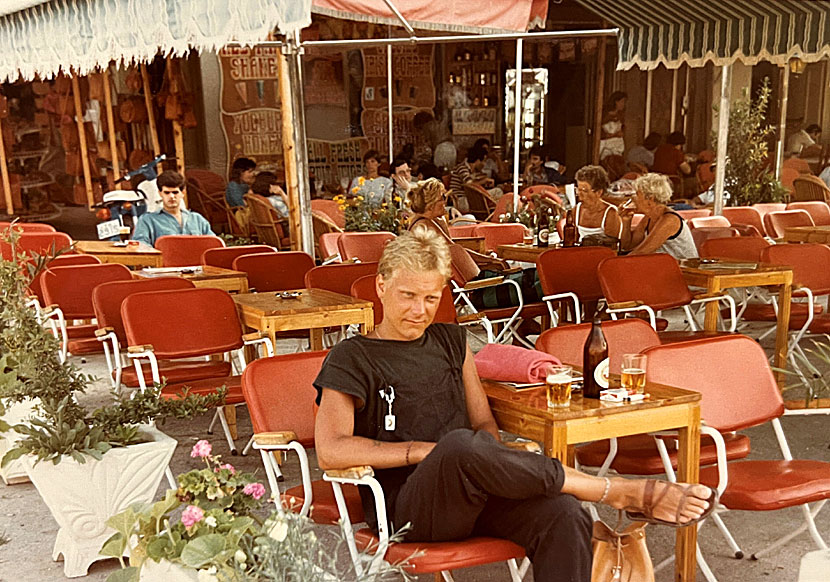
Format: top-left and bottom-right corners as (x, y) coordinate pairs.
(218, 46), (283, 172)
(303, 55), (347, 106)
(307, 137), (369, 187)
(452, 108), (498, 135)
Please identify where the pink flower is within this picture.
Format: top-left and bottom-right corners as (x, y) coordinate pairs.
(242, 482), (266, 500)
(181, 505), (204, 528)
(190, 440), (212, 459)
(214, 463), (236, 475)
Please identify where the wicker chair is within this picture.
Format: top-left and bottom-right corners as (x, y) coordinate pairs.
(792, 175), (830, 203)
(244, 193), (290, 250)
(186, 170), (232, 234)
(311, 210), (343, 261)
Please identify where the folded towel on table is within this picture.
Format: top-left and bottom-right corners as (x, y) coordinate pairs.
(474, 343), (562, 383)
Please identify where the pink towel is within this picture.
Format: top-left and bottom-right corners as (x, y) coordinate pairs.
(474, 344), (562, 383)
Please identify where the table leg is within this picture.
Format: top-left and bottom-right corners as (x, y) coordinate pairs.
(544, 423), (569, 463)
(675, 405), (701, 582)
(362, 307), (375, 334)
(703, 279), (721, 331)
(774, 278), (793, 384)
(309, 329), (324, 351)
(224, 405), (238, 440)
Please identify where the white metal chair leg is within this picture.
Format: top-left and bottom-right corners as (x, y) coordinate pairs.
(242, 435), (255, 456)
(751, 501), (828, 559)
(440, 571), (454, 581)
(215, 407), (238, 455)
(207, 409), (219, 435)
(710, 512), (744, 558)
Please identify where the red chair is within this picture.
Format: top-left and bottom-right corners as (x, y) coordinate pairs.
(337, 232), (396, 263)
(472, 223), (526, 252)
(311, 199), (345, 229)
(350, 274), (457, 327)
(536, 247), (615, 324)
(699, 237), (771, 262)
(0, 231), (72, 260)
(675, 209), (711, 221)
(752, 203), (787, 236)
(722, 207), (766, 237)
(122, 287), (272, 454)
(40, 263), (133, 361)
(688, 216), (730, 229)
(155, 235), (225, 267)
(486, 193), (517, 222)
(763, 210), (813, 239)
(92, 277), (197, 389)
(780, 167), (800, 193)
(232, 251), (315, 292)
(28, 254), (101, 308)
(448, 224), (477, 237)
(201, 244), (276, 269)
(305, 262), (379, 296)
(787, 201), (830, 226)
(520, 185), (562, 205)
(690, 226), (740, 252)
(318, 232), (343, 259)
(598, 253), (736, 333)
(645, 335), (830, 560)
(0, 221), (56, 233)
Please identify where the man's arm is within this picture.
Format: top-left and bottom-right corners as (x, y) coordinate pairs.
(461, 344), (500, 439)
(132, 215), (154, 246)
(314, 388), (435, 471)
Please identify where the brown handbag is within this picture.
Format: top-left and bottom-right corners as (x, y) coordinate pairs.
(591, 514), (654, 582)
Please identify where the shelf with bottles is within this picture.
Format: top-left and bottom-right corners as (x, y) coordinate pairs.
(446, 46), (502, 109)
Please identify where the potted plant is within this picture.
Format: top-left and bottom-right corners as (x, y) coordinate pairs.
(336, 193), (404, 234)
(0, 233), (223, 578)
(103, 440), (407, 582)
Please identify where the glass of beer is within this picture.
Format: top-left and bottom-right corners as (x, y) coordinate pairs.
(546, 365), (573, 408)
(118, 225), (131, 243)
(621, 354), (647, 395)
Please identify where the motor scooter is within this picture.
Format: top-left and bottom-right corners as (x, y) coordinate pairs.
(94, 154), (167, 241)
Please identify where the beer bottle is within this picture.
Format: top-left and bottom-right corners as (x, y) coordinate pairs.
(538, 206), (550, 247)
(563, 209), (577, 247)
(582, 308), (608, 399)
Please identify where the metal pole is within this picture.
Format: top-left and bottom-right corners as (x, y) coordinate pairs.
(512, 38), (523, 213)
(714, 64), (732, 216)
(670, 69), (678, 130)
(381, 0), (415, 36)
(775, 63), (790, 180)
(387, 44), (394, 163)
(683, 66), (690, 135)
(644, 70), (653, 137)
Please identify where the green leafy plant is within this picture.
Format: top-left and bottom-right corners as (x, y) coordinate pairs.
(713, 78), (788, 206)
(219, 233), (255, 247)
(0, 231), (223, 466)
(335, 193), (404, 233)
(499, 194), (563, 231)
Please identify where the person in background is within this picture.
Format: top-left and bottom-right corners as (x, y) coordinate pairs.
(523, 145), (549, 186)
(627, 132), (662, 170)
(652, 131), (692, 178)
(133, 171), (214, 247)
(391, 158), (418, 199)
(573, 165), (622, 242)
(349, 149), (393, 207)
(251, 172), (290, 219)
(787, 123), (822, 157)
(474, 137), (509, 183)
(413, 111), (457, 171)
(599, 91), (627, 160)
(449, 146), (501, 212)
(226, 157), (256, 208)
(619, 173), (698, 259)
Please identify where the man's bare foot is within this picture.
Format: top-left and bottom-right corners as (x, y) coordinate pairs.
(604, 478), (715, 526)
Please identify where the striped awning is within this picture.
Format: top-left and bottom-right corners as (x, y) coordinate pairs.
(575, 0), (830, 70)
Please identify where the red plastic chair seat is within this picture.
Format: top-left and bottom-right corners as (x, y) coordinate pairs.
(699, 460), (830, 511)
(736, 303), (822, 327)
(282, 479), (364, 525)
(119, 361), (232, 387)
(354, 529), (526, 574)
(160, 375), (245, 404)
(576, 433), (750, 475)
(67, 336), (106, 354)
(66, 323), (98, 338)
(807, 314), (830, 334)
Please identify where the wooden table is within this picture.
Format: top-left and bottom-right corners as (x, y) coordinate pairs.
(783, 225), (830, 244)
(233, 288), (374, 350)
(484, 379), (702, 582)
(134, 265), (249, 294)
(452, 236), (486, 254)
(496, 243), (551, 263)
(75, 240), (162, 268)
(680, 259), (793, 377)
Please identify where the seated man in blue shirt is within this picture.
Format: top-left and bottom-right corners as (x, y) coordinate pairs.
(133, 171), (215, 247)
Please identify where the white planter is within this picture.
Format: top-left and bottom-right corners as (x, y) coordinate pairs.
(139, 558), (199, 582)
(0, 398), (39, 485)
(22, 425), (176, 578)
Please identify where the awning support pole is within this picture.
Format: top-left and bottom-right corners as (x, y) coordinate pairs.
(0, 116), (12, 215)
(683, 66), (690, 135)
(167, 57), (186, 177)
(387, 44), (394, 162)
(140, 63), (162, 158)
(102, 65), (121, 189)
(71, 73), (95, 208)
(592, 37), (606, 164)
(644, 70), (653, 137)
(775, 63), (790, 180)
(512, 38), (523, 214)
(278, 33), (314, 256)
(714, 64), (732, 216)
(381, 0), (415, 36)
(670, 69), (678, 130)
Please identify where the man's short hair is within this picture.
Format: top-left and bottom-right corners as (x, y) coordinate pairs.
(378, 228), (452, 282)
(644, 132), (662, 150)
(251, 171), (279, 196)
(529, 145), (544, 159)
(806, 124), (822, 135)
(575, 165), (609, 192)
(667, 131), (686, 146)
(157, 170), (186, 190)
(466, 146), (487, 164)
(634, 172), (673, 204)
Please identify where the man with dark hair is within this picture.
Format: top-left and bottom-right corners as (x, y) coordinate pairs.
(627, 132), (662, 170)
(652, 131), (692, 177)
(133, 170), (214, 246)
(449, 146), (498, 211)
(788, 123), (822, 157)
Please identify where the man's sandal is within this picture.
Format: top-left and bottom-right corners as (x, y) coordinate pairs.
(624, 481), (718, 528)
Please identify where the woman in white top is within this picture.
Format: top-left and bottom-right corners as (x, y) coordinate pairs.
(574, 165), (622, 241)
(349, 149), (393, 207)
(619, 173), (698, 259)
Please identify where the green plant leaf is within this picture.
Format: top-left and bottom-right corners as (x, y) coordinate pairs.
(106, 507), (137, 539)
(145, 537), (171, 561)
(99, 532), (127, 558)
(1, 447), (24, 467)
(179, 534), (226, 568)
(105, 566), (139, 582)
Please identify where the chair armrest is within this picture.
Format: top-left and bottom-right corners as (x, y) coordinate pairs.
(242, 331), (267, 342)
(504, 440), (542, 454)
(39, 304), (61, 318)
(607, 300), (644, 310)
(324, 466), (375, 480)
(456, 312), (487, 324)
(501, 266), (522, 275)
(242, 331), (274, 357)
(127, 344), (154, 354)
(253, 431), (298, 446)
(691, 292), (728, 302)
(94, 326), (114, 338)
(459, 276), (505, 290)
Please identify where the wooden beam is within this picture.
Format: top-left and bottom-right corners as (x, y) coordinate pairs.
(102, 65), (121, 189)
(0, 116), (13, 215)
(140, 63), (161, 158)
(71, 73), (95, 208)
(278, 48), (302, 252)
(166, 57), (186, 177)
(592, 37), (607, 164)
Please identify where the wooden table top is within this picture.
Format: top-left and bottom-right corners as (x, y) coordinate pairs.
(76, 240), (160, 256)
(783, 225), (830, 243)
(137, 264), (245, 281)
(483, 379), (700, 423)
(678, 258), (788, 277)
(233, 288), (373, 316)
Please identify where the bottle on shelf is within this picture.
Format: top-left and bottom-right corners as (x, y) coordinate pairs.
(563, 209), (577, 247)
(582, 307), (608, 399)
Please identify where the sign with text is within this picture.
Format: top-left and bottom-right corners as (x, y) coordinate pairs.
(361, 45), (435, 110)
(452, 108), (498, 135)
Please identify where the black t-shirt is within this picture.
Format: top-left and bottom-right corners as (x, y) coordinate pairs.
(313, 323), (471, 528)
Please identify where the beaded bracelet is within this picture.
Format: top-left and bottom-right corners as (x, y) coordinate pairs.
(598, 477), (611, 504)
(405, 441), (414, 466)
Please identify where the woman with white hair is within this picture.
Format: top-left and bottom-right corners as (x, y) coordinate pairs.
(619, 173), (698, 259)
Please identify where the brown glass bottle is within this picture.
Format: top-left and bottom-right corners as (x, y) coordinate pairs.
(563, 209), (577, 247)
(582, 309), (608, 399)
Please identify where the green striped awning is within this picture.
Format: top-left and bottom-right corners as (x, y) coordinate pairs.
(575, 0), (830, 70)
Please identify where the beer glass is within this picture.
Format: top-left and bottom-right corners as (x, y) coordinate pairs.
(546, 364), (573, 408)
(118, 225), (131, 243)
(621, 354), (647, 395)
